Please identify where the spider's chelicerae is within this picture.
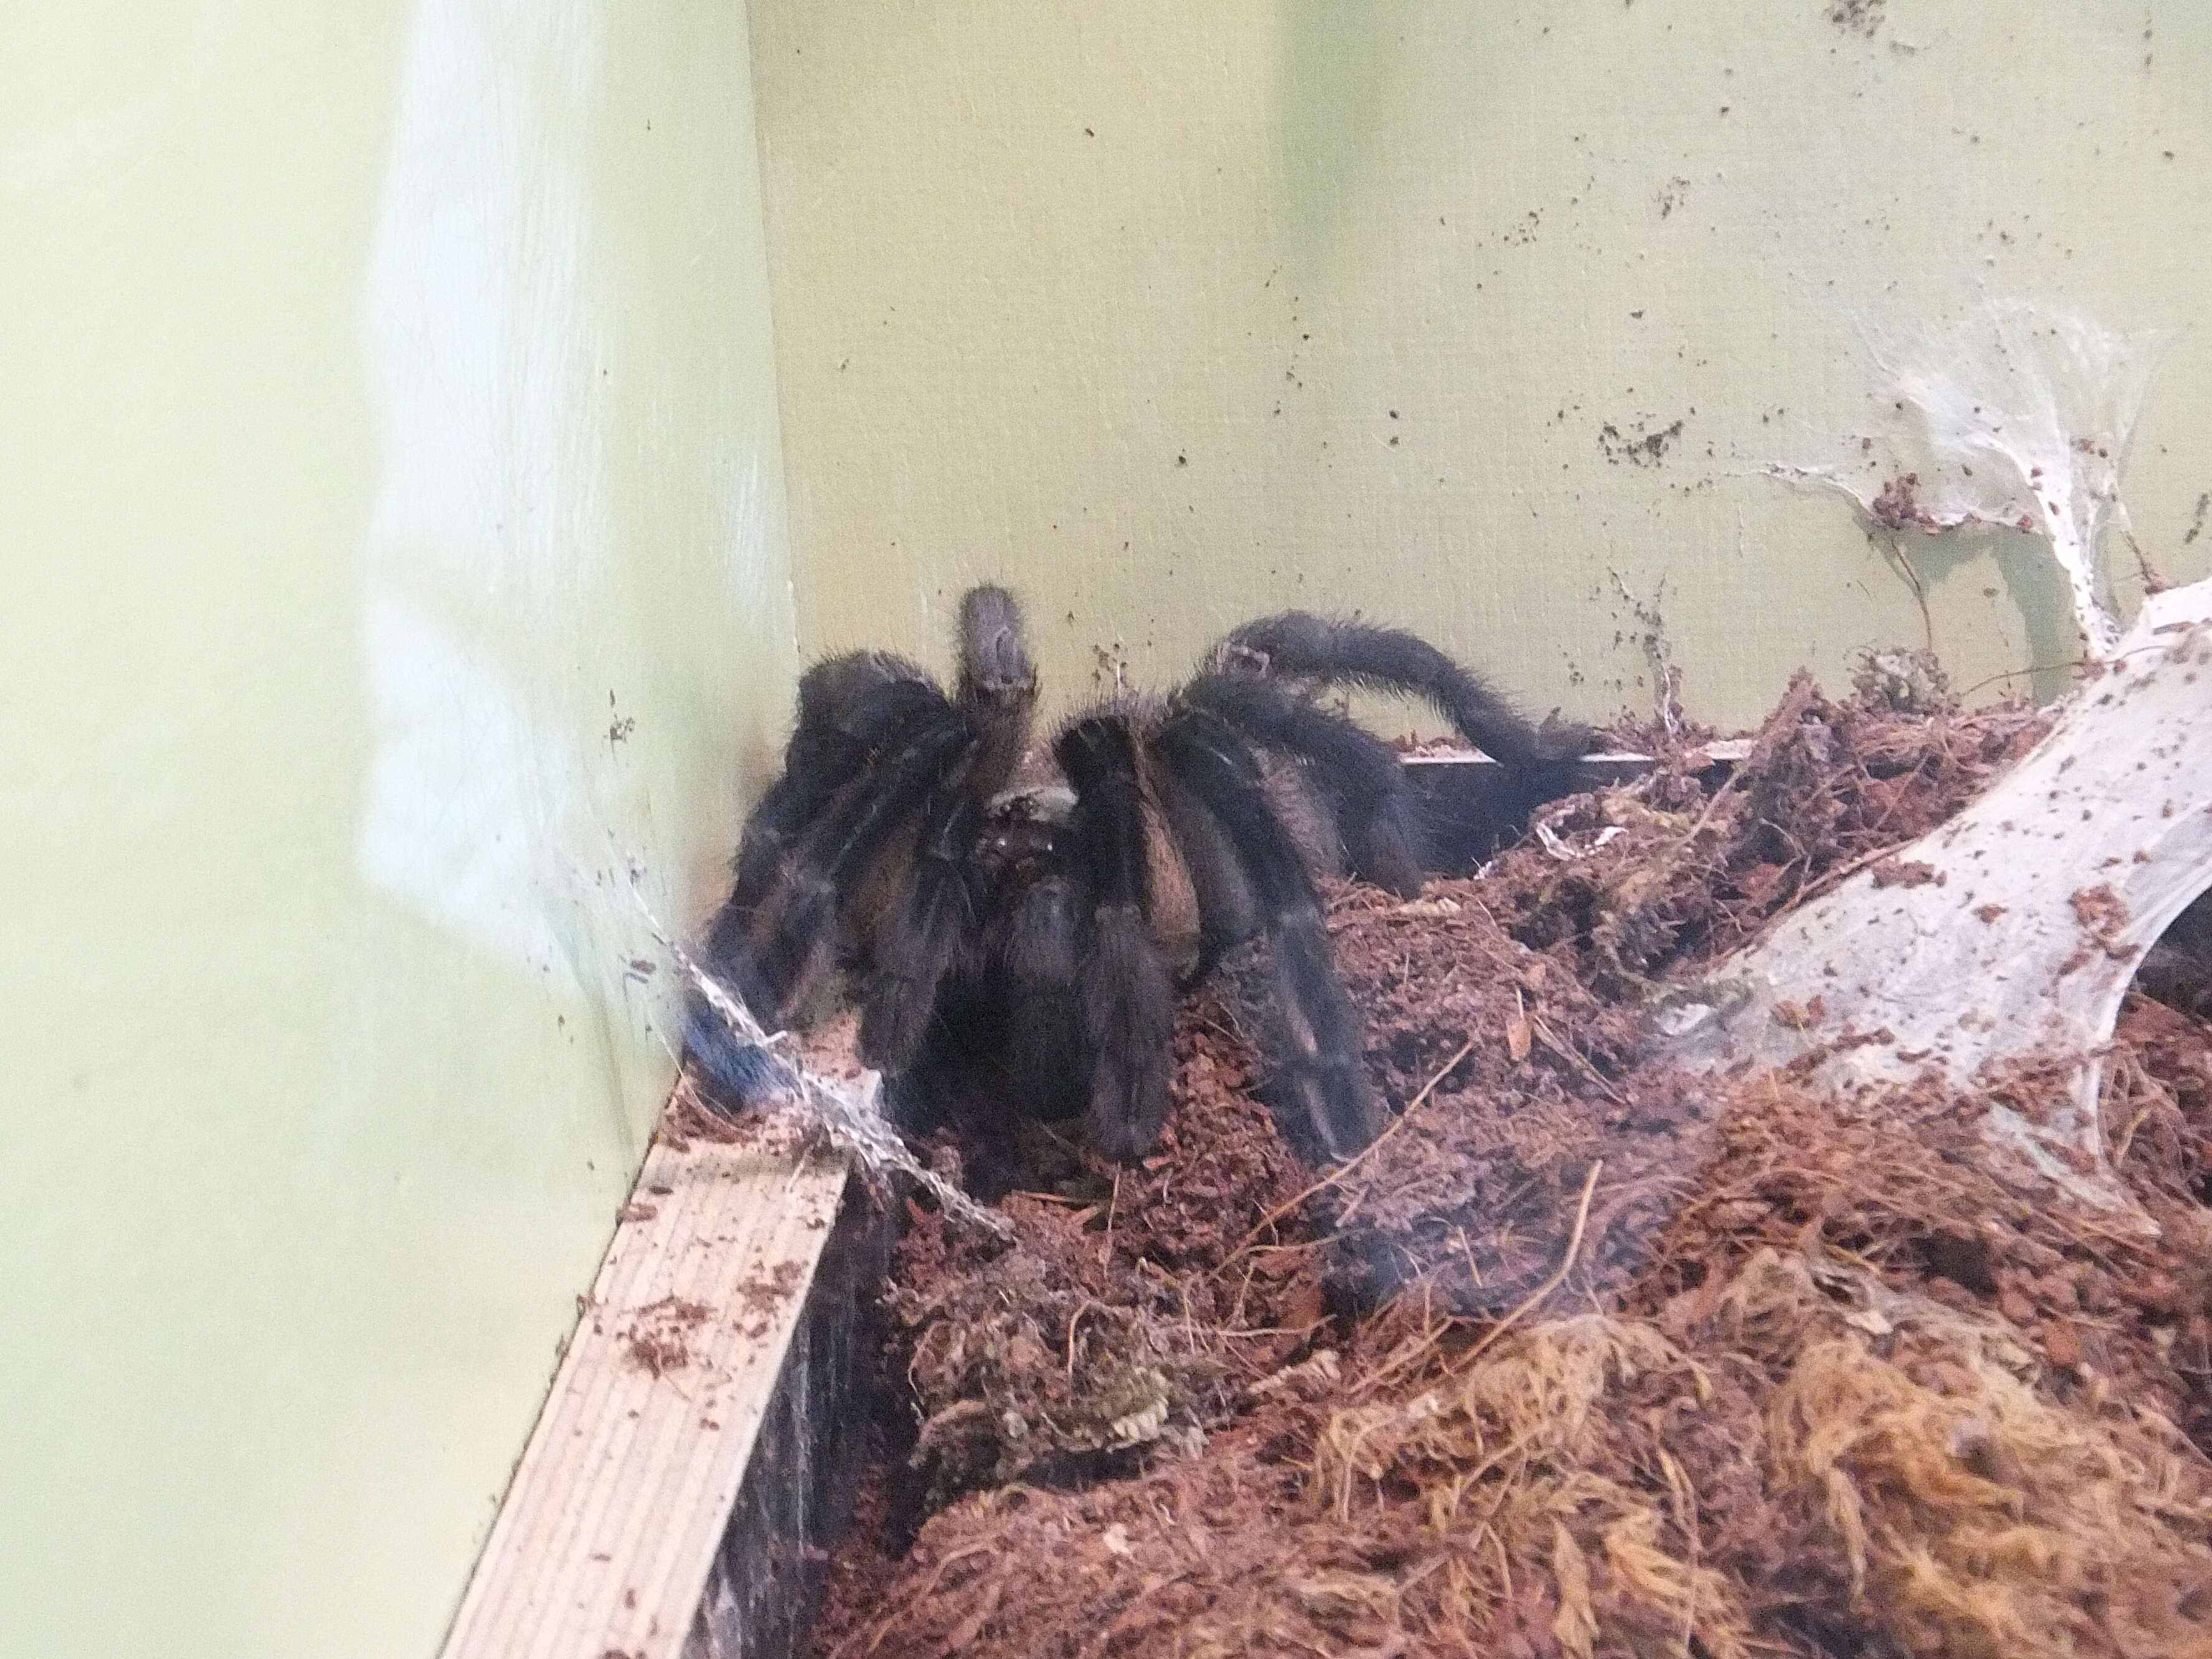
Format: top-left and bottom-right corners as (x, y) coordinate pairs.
(685, 585), (1591, 1167)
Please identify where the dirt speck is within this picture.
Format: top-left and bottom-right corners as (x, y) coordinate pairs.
(620, 1295), (713, 1377)
(1871, 857), (1941, 889)
(1597, 416), (1684, 467)
(1827, 0), (1885, 37)
(736, 1260), (806, 1315)
(1870, 471), (1949, 532)
(2070, 882), (2132, 957)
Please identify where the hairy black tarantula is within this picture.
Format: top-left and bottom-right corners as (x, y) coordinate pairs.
(685, 586), (1591, 1167)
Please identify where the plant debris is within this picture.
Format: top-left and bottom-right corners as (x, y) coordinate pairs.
(804, 670), (2212, 1659)
(621, 1295), (713, 1378)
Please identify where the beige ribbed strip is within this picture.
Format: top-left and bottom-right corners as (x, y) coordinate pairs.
(439, 1036), (862, 1659)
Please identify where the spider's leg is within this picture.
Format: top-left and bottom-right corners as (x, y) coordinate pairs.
(1210, 611), (1594, 770)
(1055, 712), (1177, 1161)
(689, 708), (968, 1111)
(740, 706), (977, 1025)
(1180, 671), (1427, 896)
(688, 659), (951, 1110)
(1155, 708), (1385, 1163)
(857, 776), (985, 1069)
(723, 652), (939, 914)
(1152, 764), (1259, 992)
(694, 592), (1035, 1109)
(954, 584), (1042, 794)
(704, 667), (946, 994)
(997, 872), (1090, 1125)
(680, 993), (787, 1109)
(855, 588), (1038, 1069)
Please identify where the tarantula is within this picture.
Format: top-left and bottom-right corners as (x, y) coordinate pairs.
(684, 586), (1590, 1166)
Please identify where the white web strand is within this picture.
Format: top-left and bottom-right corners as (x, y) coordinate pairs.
(629, 877), (1015, 1241)
(1769, 296), (2168, 659)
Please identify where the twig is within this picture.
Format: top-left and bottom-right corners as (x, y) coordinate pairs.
(1348, 1281), (1457, 1401)
(1948, 633), (2185, 701)
(2112, 1104), (2154, 1169)
(1214, 1034), (1479, 1276)
(1454, 1158), (1604, 1372)
(1663, 1445), (1706, 1657)
(1100, 1167), (1121, 1267)
(1771, 832), (1930, 919)
(1612, 571), (1685, 738)
(1065, 1299), (1101, 1375)
(1878, 529), (1936, 656)
(840, 1539), (997, 1657)
(2124, 527), (2168, 597)
(1228, 1253), (1260, 1328)
(1529, 1018), (1626, 1106)
(1075, 1571), (1192, 1659)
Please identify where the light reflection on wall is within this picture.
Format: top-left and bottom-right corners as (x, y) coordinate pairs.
(354, 0), (658, 1023)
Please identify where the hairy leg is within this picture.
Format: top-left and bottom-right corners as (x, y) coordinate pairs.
(995, 871), (1091, 1126)
(741, 710), (979, 1025)
(1180, 671), (1428, 896)
(1210, 610), (1592, 771)
(721, 654), (941, 929)
(1155, 708), (1385, 1163)
(1054, 713), (1178, 1160)
(954, 585), (1041, 800)
(692, 660), (951, 1101)
(857, 781), (984, 1069)
(845, 588), (1042, 1069)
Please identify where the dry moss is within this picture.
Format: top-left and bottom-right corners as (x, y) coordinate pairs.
(1497, 670), (2052, 990)
(885, 991), (1321, 1511)
(892, 1196), (1220, 1505)
(833, 1238), (2212, 1659)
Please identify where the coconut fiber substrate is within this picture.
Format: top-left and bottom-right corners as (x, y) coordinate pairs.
(799, 663), (2212, 1659)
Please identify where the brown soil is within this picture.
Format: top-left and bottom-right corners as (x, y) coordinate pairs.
(804, 671), (2212, 1659)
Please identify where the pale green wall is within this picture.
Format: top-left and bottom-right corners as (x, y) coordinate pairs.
(0, 4), (793, 1656)
(751, 0), (2212, 729)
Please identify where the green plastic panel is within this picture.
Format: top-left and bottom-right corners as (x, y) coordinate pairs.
(0, 3), (794, 1655)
